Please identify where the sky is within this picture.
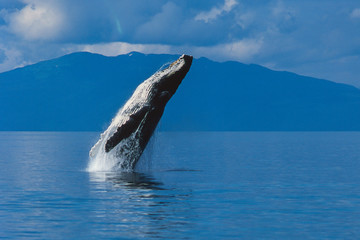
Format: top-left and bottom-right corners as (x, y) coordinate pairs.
(0, 0), (360, 86)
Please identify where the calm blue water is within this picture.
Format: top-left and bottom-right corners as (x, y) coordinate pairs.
(1, 132), (360, 239)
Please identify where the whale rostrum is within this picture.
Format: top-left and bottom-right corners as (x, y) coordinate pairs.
(89, 54), (193, 171)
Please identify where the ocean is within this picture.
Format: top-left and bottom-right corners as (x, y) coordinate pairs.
(1, 132), (360, 239)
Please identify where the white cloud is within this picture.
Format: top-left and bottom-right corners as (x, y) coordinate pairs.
(8, 0), (64, 40)
(73, 42), (171, 56)
(0, 0), (359, 86)
(0, 44), (28, 73)
(190, 38), (263, 62)
(72, 39), (262, 64)
(350, 8), (360, 19)
(195, 0), (238, 23)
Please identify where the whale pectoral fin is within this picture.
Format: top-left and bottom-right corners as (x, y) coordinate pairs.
(105, 119), (135, 152)
(105, 106), (151, 152)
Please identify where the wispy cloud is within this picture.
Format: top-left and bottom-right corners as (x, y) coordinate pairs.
(195, 0), (238, 23)
(0, 43), (27, 73)
(350, 8), (360, 18)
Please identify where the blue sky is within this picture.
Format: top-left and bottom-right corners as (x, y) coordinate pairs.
(0, 0), (360, 86)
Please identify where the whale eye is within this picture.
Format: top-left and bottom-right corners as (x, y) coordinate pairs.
(159, 91), (171, 100)
(152, 91), (171, 107)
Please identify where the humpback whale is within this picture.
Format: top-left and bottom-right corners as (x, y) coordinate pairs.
(88, 54), (193, 171)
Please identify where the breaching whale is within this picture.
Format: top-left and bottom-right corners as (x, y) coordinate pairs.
(88, 54), (193, 171)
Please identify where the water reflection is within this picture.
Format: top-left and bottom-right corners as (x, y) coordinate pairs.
(88, 171), (195, 239)
(92, 171), (164, 190)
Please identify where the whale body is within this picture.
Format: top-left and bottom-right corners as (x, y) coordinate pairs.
(88, 54), (193, 171)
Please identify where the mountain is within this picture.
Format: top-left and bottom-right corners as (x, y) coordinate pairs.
(1, 52), (360, 131)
